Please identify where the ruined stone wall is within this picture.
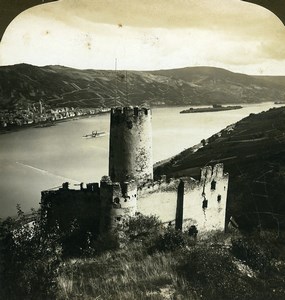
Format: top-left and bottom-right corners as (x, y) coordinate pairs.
(109, 107), (153, 184)
(41, 178), (138, 234)
(110, 180), (137, 226)
(41, 164), (228, 235)
(41, 182), (101, 234)
(99, 176), (114, 233)
(137, 164), (229, 232)
(182, 164), (229, 232)
(98, 176), (138, 231)
(137, 177), (180, 224)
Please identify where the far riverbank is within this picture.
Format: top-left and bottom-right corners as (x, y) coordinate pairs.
(0, 110), (110, 135)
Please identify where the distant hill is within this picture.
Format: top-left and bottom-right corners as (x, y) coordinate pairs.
(154, 107), (285, 230)
(1, 64), (285, 109)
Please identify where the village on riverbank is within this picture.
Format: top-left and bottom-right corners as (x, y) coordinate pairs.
(0, 101), (110, 130)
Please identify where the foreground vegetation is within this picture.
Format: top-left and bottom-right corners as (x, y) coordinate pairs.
(1, 209), (285, 300)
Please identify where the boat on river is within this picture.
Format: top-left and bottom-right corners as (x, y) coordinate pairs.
(82, 130), (106, 138)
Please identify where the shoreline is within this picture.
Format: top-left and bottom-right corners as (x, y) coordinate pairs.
(0, 111), (110, 135)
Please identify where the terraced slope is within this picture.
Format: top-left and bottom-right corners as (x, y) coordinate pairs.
(1, 64), (285, 109)
(154, 107), (285, 230)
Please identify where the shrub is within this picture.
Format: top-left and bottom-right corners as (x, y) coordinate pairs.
(0, 207), (62, 300)
(231, 237), (271, 272)
(178, 245), (256, 300)
(150, 228), (189, 253)
(124, 213), (162, 241)
(83, 231), (120, 256)
(60, 219), (95, 258)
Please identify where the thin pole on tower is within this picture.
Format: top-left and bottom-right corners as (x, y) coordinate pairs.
(125, 70), (128, 102)
(115, 58), (118, 107)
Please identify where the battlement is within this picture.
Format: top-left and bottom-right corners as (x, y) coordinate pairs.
(200, 163), (228, 182)
(111, 106), (151, 119)
(41, 182), (100, 195)
(101, 178), (137, 197)
(100, 175), (113, 187)
(99, 177), (138, 226)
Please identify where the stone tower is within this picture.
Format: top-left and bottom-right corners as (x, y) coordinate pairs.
(109, 106), (153, 184)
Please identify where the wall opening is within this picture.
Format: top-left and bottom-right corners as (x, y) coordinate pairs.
(202, 199), (208, 209)
(211, 180), (216, 190)
(175, 180), (184, 230)
(217, 195), (221, 202)
(126, 120), (133, 129)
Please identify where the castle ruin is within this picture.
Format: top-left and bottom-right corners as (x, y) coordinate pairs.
(41, 106), (229, 234)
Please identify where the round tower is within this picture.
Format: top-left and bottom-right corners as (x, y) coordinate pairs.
(109, 106), (153, 184)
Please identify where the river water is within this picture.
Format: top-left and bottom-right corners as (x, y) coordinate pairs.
(0, 103), (279, 217)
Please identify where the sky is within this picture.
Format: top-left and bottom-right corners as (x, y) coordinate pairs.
(0, 0), (285, 75)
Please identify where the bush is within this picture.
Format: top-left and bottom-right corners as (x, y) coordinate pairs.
(83, 231), (120, 256)
(59, 219), (96, 258)
(0, 207), (62, 300)
(231, 237), (271, 272)
(150, 228), (189, 253)
(178, 245), (256, 300)
(124, 213), (162, 241)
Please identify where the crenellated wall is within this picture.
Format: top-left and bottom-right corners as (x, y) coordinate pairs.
(99, 176), (138, 230)
(41, 177), (138, 234)
(182, 164), (229, 232)
(110, 180), (137, 226)
(41, 164), (228, 234)
(136, 164), (228, 233)
(41, 182), (101, 234)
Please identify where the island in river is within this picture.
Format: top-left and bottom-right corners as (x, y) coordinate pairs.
(180, 104), (243, 114)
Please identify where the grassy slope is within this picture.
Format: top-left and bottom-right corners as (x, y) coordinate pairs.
(2, 212), (285, 299)
(56, 232), (285, 300)
(154, 107), (285, 230)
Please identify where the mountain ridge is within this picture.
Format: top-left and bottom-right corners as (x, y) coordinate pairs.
(1, 63), (285, 109)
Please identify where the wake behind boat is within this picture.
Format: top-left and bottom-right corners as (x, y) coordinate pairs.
(82, 130), (106, 138)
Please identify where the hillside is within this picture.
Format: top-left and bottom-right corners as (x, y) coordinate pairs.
(2, 210), (285, 299)
(154, 107), (285, 230)
(1, 64), (285, 109)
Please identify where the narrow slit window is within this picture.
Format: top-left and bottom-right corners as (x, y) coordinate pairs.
(202, 199), (208, 209)
(211, 180), (216, 190)
(217, 195), (221, 202)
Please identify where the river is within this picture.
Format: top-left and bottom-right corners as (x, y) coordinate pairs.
(0, 103), (280, 218)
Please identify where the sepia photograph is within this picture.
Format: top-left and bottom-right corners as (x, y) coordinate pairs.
(1, 0), (285, 299)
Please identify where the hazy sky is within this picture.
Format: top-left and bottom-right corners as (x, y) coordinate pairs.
(0, 0), (285, 75)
